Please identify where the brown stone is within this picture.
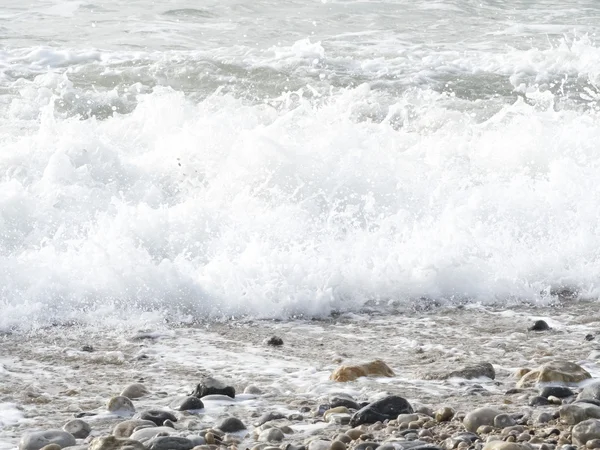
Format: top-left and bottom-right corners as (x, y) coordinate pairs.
(330, 360), (394, 382)
(516, 361), (591, 388)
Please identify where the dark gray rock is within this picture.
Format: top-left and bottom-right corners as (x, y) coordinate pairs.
(215, 417), (246, 432)
(81, 345), (94, 352)
(19, 430), (76, 450)
(255, 412), (286, 426)
(169, 396), (204, 411)
(573, 419), (600, 446)
(191, 377), (235, 399)
(540, 386), (575, 399)
(146, 436), (194, 450)
(134, 410), (177, 426)
(349, 395), (413, 426)
(529, 320), (550, 331)
(530, 396), (551, 406)
(576, 399), (600, 408)
(63, 419), (91, 439)
(353, 442), (381, 450)
(443, 362), (495, 380)
(264, 336), (283, 346)
(329, 395), (360, 410)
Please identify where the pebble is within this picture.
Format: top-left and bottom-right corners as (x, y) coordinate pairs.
(463, 408), (502, 432)
(146, 436), (194, 450)
(534, 412), (554, 424)
(129, 427), (175, 442)
(19, 430), (77, 450)
(63, 419), (91, 439)
(204, 433), (215, 445)
(335, 434), (351, 444)
(107, 396), (136, 415)
(350, 396), (413, 426)
(477, 426), (494, 434)
(529, 320), (550, 331)
(215, 417), (246, 432)
(255, 412), (286, 427)
(244, 385), (262, 395)
(112, 420), (156, 438)
(345, 429), (362, 441)
(573, 419), (600, 446)
(442, 362), (496, 380)
(121, 384), (149, 399)
(482, 443), (529, 450)
(560, 403), (600, 425)
(494, 415), (516, 428)
(259, 429), (285, 442)
(39, 445), (61, 450)
(530, 396), (551, 407)
(324, 407), (350, 422)
(134, 410), (177, 426)
(264, 336), (284, 346)
(587, 439), (600, 449)
(580, 382), (600, 403)
(191, 377), (235, 399)
(89, 436), (145, 450)
(329, 395), (360, 410)
(435, 407), (455, 423)
(329, 441), (346, 450)
(170, 396), (205, 411)
(308, 441), (331, 450)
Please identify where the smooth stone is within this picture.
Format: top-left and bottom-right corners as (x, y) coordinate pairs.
(560, 403), (600, 425)
(443, 363), (495, 380)
(63, 420), (91, 439)
(529, 320), (550, 331)
(335, 434), (352, 444)
(204, 433), (215, 445)
(129, 427), (174, 442)
(493, 414), (515, 428)
(477, 426), (494, 434)
(191, 377), (235, 399)
(134, 410), (177, 426)
(573, 419), (600, 446)
(579, 382), (600, 402)
(463, 408), (502, 433)
(353, 442), (380, 450)
(255, 412), (286, 427)
(397, 414), (420, 425)
(112, 420), (156, 438)
(435, 407), (455, 422)
(89, 436), (144, 450)
(330, 360), (394, 382)
(264, 336), (283, 346)
(107, 397), (136, 415)
(121, 384), (149, 400)
(330, 441), (346, 450)
(146, 436), (194, 450)
(345, 429), (362, 441)
(170, 396), (204, 411)
(259, 429), (285, 442)
(516, 361), (591, 388)
(324, 407), (349, 422)
(19, 431), (76, 450)
(308, 441), (331, 450)
(328, 414), (351, 425)
(244, 385), (262, 395)
(534, 412), (554, 424)
(329, 395), (360, 410)
(587, 439), (600, 449)
(482, 443), (529, 450)
(350, 395), (413, 426)
(39, 445), (61, 450)
(540, 387), (575, 399)
(215, 417), (246, 432)
(530, 396), (551, 406)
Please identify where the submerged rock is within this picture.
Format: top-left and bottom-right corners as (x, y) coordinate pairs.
(264, 336), (284, 346)
(529, 320), (550, 331)
(169, 396), (204, 411)
(215, 417), (246, 432)
(330, 360), (394, 382)
(121, 384), (149, 399)
(516, 361), (591, 388)
(349, 395), (413, 426)
(443, 362), (496, 380)
(134, 410), (177, 426)
(19, 430), (76, 450)
(191, 377), (235, 399)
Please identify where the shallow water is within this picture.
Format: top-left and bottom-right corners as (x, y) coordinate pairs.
(1, 305), (599, 448)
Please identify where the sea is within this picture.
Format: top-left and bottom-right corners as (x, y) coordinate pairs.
(2, 0), (600, 448)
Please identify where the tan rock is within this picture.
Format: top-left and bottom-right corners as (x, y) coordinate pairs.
(120, 384), (149, 399)
(89, 436), (145, 450)
(482, 443), (529, 450)
(516, 361), (591, 388)
(40, 445), (62, 450)
(513, 368), (531, 379)
(330, 360), (394, 382)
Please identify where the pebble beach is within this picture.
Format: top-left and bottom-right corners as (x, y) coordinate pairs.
(3, 305), (600, 450)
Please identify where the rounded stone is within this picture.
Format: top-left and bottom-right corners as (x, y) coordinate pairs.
(63, 419), (91, 439)
(107, 396), (136, 415)
(39, 446), (62, 450)
(540, 386), (575, 399)
(329, 441), (346, 450)
(264, 336), (283, 346)
(529, 320), (550, 331)
(130, 427), (175, 443)
(215, 417), (246, 432)
(534, 412), (553, 424)
(345, 429), (362, 441)
(19, 430), (76, 450)
(146, 436), (194, 450)
(435, 407), (455, 422)
(121, 384), (149, 399)
(516, 361), (591, 388)
(112, 420), (156, 438)
(204, 433), (215, 445)
(258, 429), (284, 442)
(494, 414), (516, 428)
(244, 385), (262, 395)
(463, 408), (502, 433)
(587, 439), (600, 449)
(89, 436), (145, 450)
(170, 396), (204, 411)
(134, 410), (177, 426)
(573, 419), (600, 446)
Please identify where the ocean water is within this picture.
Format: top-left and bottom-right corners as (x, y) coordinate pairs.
(2, 0), (600, 328)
